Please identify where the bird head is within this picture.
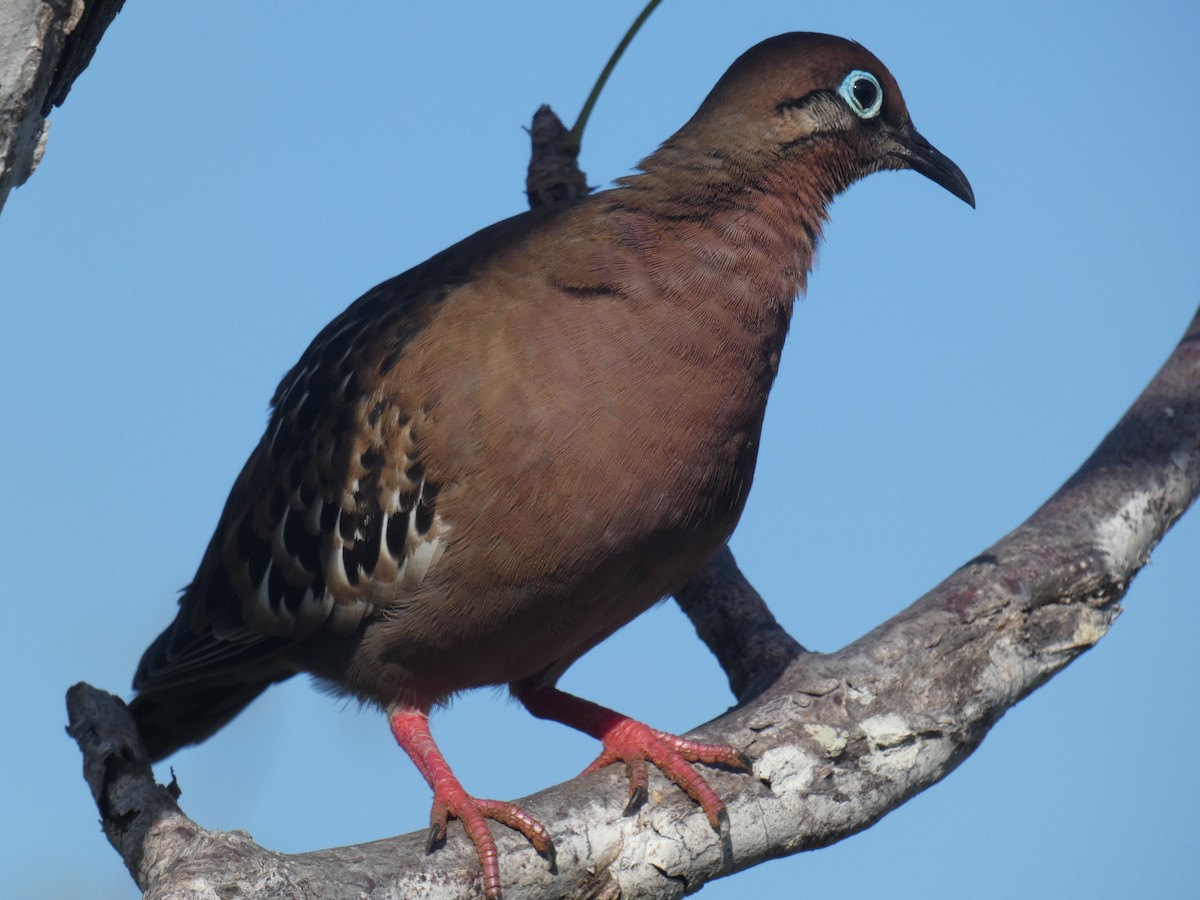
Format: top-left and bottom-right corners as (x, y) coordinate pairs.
(663, 32), (975, 208)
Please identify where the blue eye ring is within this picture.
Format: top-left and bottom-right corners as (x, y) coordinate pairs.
(838, 70), (883, 119)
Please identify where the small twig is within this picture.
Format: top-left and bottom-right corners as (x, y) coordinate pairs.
(565, 0), (665, 156)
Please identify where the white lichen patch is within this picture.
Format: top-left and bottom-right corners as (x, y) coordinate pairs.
(858, 714), (937, 781)
(862, 741), (923, 777)
(846, 685), (876, 705)
(755, 744), (818, 794)
(641, 825), (688, 873)
(859, 714), (914, 750)
(803, 723), (848, 758)
(610, 798), (724, 894)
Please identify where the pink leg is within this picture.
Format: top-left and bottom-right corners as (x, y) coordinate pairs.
(389, 707), (553, 899)
(516, 685), (748, 830)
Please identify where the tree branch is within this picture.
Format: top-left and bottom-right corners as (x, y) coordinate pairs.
(0, 0), (125, 215)
(68, 302), (1200, 897)
(676, 545), (807, 704)
(40, 0), (127, 114)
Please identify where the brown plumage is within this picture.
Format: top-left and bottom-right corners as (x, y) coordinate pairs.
(131, 32), (972, 897)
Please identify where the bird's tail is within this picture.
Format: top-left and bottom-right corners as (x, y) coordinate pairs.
(130, 675), (290, 762)
(130, 611), (296, 762)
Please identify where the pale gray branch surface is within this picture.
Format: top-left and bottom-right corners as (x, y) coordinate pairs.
(0, 0), (75, 212)
(0, 0), (125, 214)
(68, 306), (1200, 898)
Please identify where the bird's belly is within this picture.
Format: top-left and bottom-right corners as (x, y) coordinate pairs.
(336, 426), (753, 706)
(320, 292), (772, 706)
(366, 511), (735, 703)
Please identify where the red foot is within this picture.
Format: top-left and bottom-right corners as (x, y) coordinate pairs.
(389, 707), (554, 899)
(517, 685), (748, 830)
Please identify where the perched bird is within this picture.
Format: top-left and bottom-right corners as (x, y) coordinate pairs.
(131, 32), (973, 897)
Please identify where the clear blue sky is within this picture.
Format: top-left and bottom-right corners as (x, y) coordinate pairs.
(3, 2), (1198, 897)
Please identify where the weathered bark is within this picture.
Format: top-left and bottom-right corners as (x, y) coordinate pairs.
(0, 0), (125, 214)
(67, 300), (1200, 897)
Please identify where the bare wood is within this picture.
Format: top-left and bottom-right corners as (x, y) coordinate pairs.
(0, 0), (124, 214)
(0, 0), (76, 212)
(67, 305), (1200, 897)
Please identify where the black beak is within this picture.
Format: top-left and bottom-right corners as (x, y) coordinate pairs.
(884, 122), (975, 208)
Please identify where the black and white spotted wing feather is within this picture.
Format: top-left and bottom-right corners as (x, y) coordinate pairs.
(129, 207), (572, 760)
(131, 273), (455, 746)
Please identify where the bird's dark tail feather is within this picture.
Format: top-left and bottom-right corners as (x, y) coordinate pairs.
(130, 675), (291, 763)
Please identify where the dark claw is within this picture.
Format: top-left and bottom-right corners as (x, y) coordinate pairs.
(621, 755), (650, 816)
(715, 805), (730, 837)
(543, 839), (558, 871)
(425, 822), (444, 853)
(623, 782), (649, 816)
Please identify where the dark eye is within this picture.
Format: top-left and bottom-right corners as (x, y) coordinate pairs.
(838, 70), (883, 119)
